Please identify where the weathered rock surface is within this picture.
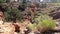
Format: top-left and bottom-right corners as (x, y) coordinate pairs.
(0, 23), (15, 34)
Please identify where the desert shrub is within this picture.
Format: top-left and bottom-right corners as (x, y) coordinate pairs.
(40, 19), (56, 30)
(40, 3), (46, 8)
(28, 16), (56, 32)
(0, 0), (6, 3)
(4, 7), (22, 22)
(32, 13), (56, 32)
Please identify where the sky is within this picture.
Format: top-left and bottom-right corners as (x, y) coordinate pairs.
(40, 0), (43, 2)
(14, 0), (18, 1)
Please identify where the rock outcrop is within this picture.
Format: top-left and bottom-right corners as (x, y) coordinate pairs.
(0, 23), (15, 34)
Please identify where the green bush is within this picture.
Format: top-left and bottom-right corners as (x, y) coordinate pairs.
(40, 19), (56, 30)
(0, 0), (6, 3)
(40, 3), (46, 8)
(28, 18), (56, 32)
(31, 14), (56, 32)
(4, 8), (22, 22)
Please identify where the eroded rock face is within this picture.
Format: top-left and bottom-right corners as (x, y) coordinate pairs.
(0, 23), (15, 34)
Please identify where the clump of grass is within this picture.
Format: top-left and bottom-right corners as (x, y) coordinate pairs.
(40, 19), (56, 30)
(28, 15), (56, 32)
